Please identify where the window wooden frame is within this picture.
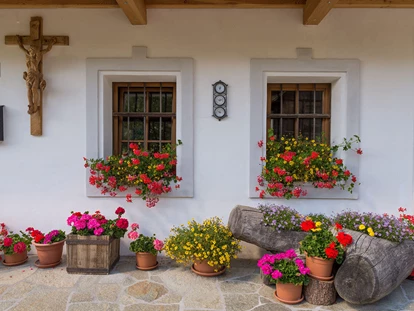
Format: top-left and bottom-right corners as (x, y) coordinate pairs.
(267, 83), (331, 141)
(112, 82), (176, 155)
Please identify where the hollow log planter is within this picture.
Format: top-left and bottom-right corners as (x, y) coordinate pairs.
(304, 276), (337, 305)
(66, 234), (120, 275)
(335, 229), (414, 304)
(228, 205), (307, 252)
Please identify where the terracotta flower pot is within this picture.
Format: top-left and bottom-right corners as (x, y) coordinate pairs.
(305, 255), (334, 280)
(275, 282), (303, 304)
(3, 250), (28, 266)
(34, 240), (65, 268)
(192, 259), (226, 276)
(136, 252), (158, 270)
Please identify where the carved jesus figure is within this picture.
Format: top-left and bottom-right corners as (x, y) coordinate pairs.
(16, 35), (57, 114)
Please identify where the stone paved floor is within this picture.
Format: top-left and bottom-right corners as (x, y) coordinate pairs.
(0, 256), (413, 311)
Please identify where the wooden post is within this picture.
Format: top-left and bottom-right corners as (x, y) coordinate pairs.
(5, 16), (69, 136)
(304, 275), (337, 305)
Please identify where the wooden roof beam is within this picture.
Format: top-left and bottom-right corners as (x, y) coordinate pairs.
(116, 0), (147, 24)
(303, 0), (339, 25)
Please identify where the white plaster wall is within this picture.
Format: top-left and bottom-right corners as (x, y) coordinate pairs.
(0, 8), (413, 255)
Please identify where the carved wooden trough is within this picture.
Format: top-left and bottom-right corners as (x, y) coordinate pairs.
(228, 205), (414, 305)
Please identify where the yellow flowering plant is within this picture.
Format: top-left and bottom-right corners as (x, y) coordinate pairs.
(256, 129), (361, 199)
(164, 217), (242, 269)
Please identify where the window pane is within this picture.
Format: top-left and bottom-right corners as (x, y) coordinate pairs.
(149, 118), (172, 141)
(121, 142), (129, 154)
(163, 93), (173, 112)
(271, 118), (280, 138)
(299, 91), (313, 114)
(315, 91), (323, 114)
(315, 118), (323, 139)
(162, 118), (172, 140)
(282, 91), (295, 114)
(123, 93), (136, 112)
(149, 93), (160, 112)
(299, 118), (312, 139)
(281, 118), (295, 137)
(122, 117), (144, 140)
(271, 91), (281, 114)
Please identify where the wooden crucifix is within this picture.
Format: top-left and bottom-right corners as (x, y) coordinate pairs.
(5, 16), (69, 136)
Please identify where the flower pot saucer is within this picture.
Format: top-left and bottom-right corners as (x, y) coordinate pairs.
(309, 273), (334, 281)
(191, 264), (226, 277)
(35, 259), (62, 269)
(136, 261), (159, 271)
(2, 257), (28, 266)
(274, 291), (304, 305)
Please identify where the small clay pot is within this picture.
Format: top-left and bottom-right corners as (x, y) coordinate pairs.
(305, 255), (334, 280)
(34, 240), (65, 268)
(3, 250), (28, 266)
(192, 259), (226, 276)
(136, 252), (158, 270)
(275, 282), (303, 304)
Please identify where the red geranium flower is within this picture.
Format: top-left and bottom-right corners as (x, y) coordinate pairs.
(115, 207), (125, 215)
(301, 220), (315, 232)
(13, 242), (26, 254)
(116, 218), (129, 230)
(3, 237), (12, 247)
(335, 223), (343, 230)
(325, 246), (338, 259)
(336, 232), (353, 247)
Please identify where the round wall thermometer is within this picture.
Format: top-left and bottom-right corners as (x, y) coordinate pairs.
(212, 80), (228, 121)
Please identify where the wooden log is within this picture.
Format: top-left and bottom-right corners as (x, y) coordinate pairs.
(66, 234), (120, 275)
(335, 229), (414, 304)
(304, 276), (337, 305)
(228, 205), (307, 253)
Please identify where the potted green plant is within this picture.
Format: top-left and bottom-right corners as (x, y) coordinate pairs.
(128, 223), (164, 270)
(26, 227), (66, 268)
(299, 219), (352, 280)
(84, 141), (182, 208)
(258, 249), (310, 304)
(256, 130), (361, 199)
(164, 217), (242, 276)
(66, 207), (129, 274)
(0, 223), (32, 266)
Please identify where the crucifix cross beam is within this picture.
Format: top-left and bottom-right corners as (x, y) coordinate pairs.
(5, 16), (69, 136)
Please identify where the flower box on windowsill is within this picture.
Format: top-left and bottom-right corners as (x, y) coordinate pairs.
(66, 234), (120, 275)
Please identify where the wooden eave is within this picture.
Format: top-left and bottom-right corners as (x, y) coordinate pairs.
(1, 0), (413, 25)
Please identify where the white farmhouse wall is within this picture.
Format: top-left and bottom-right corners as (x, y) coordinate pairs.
(0, 8), (413, 255)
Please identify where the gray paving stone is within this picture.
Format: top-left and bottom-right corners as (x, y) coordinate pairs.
(1, 282), (34, 300)
(9, 288), (70, 311)
(0, 301), (16, 311)
(224, 294), (260, 311)
(252, 304), (291, 311)
(70, 291), (95, 303)
(124, 304), (179, 311)
(67, 303), (120, 311)
(96, 284), (122, 302)
(221, 280), (261, 293)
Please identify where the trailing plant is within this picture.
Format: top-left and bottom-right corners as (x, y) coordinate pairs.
(256, 129), (361, 199)
(84, 141), (182, 208)
(299, 219), (352, 264)
(334, 209), (412, 243)
(0, 225), (32, 255)
(128, 223), (164, 255)
(67, 207), (129, 239)
(164, 217), (241, 270)
(258, 249), (310, 286)
(26, 227), (66, 244)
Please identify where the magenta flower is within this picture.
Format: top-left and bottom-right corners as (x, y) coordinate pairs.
(67, 214), (79, 226)
(80, 214), (92, 221)
(131, 223), (139, 230)
(261, 264), (273, 275)
(271, 269), (283, 279)
(285, 249), (297, 259)
(94, 227), (104, 236)
(299, 266), (310, 275)
(74, 220), (87, 230)
(87, 218), (101, 230)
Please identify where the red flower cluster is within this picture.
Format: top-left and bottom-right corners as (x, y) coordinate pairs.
(27, 228), (45, 243)
(325, 242), (339, 259)
(301, 220), (315, 232)
(336, 231), (353, 247)
(84, 142), (182, 208)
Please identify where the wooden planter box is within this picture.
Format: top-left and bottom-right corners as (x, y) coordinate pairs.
(66, 234), (120, 274)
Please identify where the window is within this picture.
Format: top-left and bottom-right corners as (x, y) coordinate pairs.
(112, 82), (176, 155)
(267, 83), (331, 141)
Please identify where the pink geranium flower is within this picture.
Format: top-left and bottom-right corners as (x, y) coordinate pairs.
(153, 239), (164, 251)
(128, 231), (139, 240)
